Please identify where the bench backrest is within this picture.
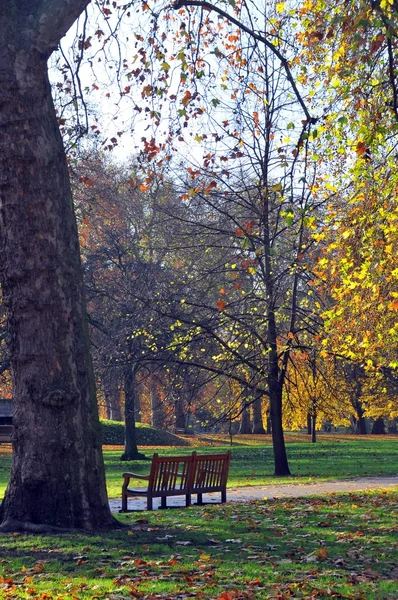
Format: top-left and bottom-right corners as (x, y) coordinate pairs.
(148, 453), (194, 493)
(190, 451), (231, 491)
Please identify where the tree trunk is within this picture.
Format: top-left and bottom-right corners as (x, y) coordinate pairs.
(349, 366), (367, 434)
(0, 47), (114, 530)
(252, 394), (266, 434)
(307, 412), (312, 435)
(266, 409), (272, 434)
(102, 370), (123, 422)
(268, 320), (290, 475)
(150, 370), (165, 429)
(352, 400), (367, 434)
(311, 411), (317, 443)
(174, 396), (186, 431)
(269, 384), (291, 475)
(121, 366), (145, 461)
(371, 417), (385, 435)
(239, 401), (252, 434)
(357, 415), (367, 434)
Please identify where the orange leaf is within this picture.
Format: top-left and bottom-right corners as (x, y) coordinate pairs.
(217, 299), (226, 311)
(316, 547), (329, 560)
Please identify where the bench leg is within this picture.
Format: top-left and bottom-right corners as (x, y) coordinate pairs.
(121, 491), (128, 512)
(221, 488), (227, 503)
(160, 497), (167, 510)
(197, 493), (203, 505)
(186, 493), (191, 507)
(147, 496), (153, 511)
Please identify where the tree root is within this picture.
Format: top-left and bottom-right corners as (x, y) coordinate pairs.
(120, 452), (147, 461)
(0, 514), (127, 533)
(0, 518), (76, 533)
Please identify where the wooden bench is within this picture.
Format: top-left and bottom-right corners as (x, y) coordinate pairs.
(0, 424), (12, 444)
(190, 451), (231, 505)
(121, 451), (231, 511)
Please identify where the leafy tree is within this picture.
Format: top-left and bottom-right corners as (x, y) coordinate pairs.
(298, 0), (398, 371)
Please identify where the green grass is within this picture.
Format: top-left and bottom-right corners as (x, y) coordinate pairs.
(0, 489), (397, 599)
(1, 435), (397, 499)
(100, 420), (190, 446)
(102, 436), (398, 498)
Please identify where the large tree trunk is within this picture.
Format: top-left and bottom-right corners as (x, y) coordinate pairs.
(0, 42), (115, 530)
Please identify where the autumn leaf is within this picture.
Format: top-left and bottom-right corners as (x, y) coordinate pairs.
(217, 299), (226, 311)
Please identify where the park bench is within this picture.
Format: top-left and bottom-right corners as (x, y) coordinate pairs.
(0, 424), (12, 444)
(121, 450), (231, 511)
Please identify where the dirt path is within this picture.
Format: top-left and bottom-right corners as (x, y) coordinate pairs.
(110, 475), (398, 512)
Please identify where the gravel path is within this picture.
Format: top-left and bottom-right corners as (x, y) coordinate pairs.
(110, 475), (398, 512)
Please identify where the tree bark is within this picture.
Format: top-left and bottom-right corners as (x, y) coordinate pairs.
(174, 396), (186, 431)
(269, 373), (291, 475)
(252, 393), (266, 434)
(150, 370), (165, 429)
(121, 365), (145, 460)
(307, 412), (312, 435)
(239, 400), (251, 434)
(102, 370), (123, 422)
(311, 410), (317, 443)
(133, 384), (142, 423)
(0, 4), (115, 530)
(268, 311), (290, 475)
(266, 409), (272, 434)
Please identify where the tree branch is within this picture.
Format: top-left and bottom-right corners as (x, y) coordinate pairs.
(172, 0), (312, 122)
(34, 0), (91, 55)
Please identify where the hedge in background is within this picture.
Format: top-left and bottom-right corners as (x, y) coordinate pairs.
(100, 419), (190, 447)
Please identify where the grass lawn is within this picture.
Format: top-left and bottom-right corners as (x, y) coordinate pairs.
(0, 489), (397, 599)
(103, 435), (398, 498)
(0, 435), (397, 499)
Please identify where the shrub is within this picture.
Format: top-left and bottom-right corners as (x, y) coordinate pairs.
(100, 420), (190, 446)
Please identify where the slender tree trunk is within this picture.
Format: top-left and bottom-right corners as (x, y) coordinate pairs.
(133, 382), (142, 424)
(349, 366), (367, 434)
(252, 394), (266, 434)
(352, 399), (367, 434)
(121, 366), (145, 461)
(239, 400), (252, 434)
(269, 383), (291, 474)
(266, 409), (272, 434)
(311, 410), (317, 443)
(102, 370), (122, 422)
(307, 412), (312, 435)
(174, 396), (186, 431)
(150, 370), (165, 429)
(268, 317), (291, 475)
(0, 45), (115, 530)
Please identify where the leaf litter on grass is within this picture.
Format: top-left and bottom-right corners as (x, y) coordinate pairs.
(0, 489), (397, 599)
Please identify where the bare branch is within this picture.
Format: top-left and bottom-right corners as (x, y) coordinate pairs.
(172, 0), (312, 121)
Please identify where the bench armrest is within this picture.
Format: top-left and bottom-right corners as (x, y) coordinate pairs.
(122, 472), (150, 482)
